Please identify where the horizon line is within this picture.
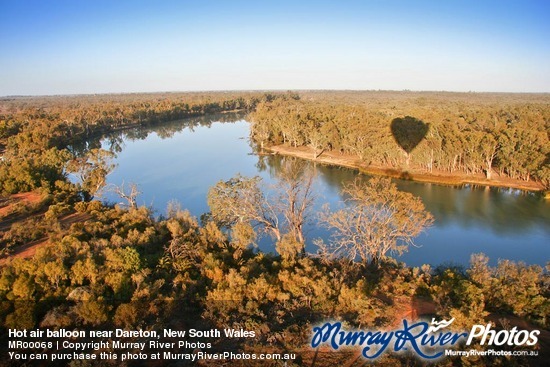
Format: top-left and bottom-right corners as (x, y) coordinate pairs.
(2, 88), (550, 99)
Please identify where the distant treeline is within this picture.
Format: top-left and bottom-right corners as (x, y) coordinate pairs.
(2, 90), (548, 194)
(1, 92), (548, 366)
(0, 92), (296, 153)
(249, 91), (550, 188)
(0, 92), (296, 194)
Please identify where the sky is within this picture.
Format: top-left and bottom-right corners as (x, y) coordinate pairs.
(1, 0), (549, 95)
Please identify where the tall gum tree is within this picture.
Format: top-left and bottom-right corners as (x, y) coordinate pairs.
(319, 177), (434, 266)
(207, 159), (315, 256)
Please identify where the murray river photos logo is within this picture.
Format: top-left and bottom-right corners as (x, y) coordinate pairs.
(311, 318), (540, 360)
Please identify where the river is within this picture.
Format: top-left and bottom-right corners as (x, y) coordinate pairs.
(81, 114), (549, 267)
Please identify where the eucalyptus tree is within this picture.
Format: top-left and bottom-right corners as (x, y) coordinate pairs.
(67, 148), (115, 200)
(319, 177), (433, 265)
(207, 159), (315, 259)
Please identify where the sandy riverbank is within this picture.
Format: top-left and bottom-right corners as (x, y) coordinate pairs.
(265, 145), (545, 192)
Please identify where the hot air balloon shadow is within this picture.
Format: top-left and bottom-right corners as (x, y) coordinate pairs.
(390, 116), (429, 167)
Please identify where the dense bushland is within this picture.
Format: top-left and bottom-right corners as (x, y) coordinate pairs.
(1, 91), (548, 366)
(250, 91), (550, 187)
(0, 92), (295, 195)
(1, 197), (548, 366)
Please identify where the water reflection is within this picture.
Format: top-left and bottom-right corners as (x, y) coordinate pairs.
(394, 180), (550, 235)
(69, 112), (244, 157)
(268, 155), (550, 236)
(85, 115), (549, 266)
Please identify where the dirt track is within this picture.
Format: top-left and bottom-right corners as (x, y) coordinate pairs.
(0, 192), (90, 264)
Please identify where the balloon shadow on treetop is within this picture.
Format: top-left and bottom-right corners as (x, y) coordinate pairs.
(390, 116), (429, 166)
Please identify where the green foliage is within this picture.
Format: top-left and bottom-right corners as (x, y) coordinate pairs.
(208, 159), (314, 252)
(0, 195), (546, 366)
(0, 92), (547, 366)
(275, 234), (303, 265)
(73, 300), (109, 326)
(1, 217), (51, 255)
(207, 175), (267, 229)
(44, 202), (71, 221)
(250, 92), (550, 185)
(0, 147), (71, 194)
(320, 177), (434, 265)
(4, 302), (36, 329)
(432, 254), (549, 329)
(67, 148), (115, 200)
(0, 91), (294, 198)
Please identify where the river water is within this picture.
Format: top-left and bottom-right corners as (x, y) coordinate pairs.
(89, 114), (549, 267)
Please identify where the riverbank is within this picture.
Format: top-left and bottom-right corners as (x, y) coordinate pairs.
(265, 145), (545, 192)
